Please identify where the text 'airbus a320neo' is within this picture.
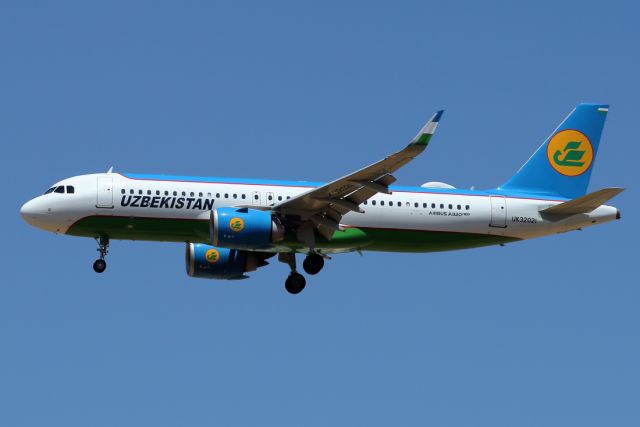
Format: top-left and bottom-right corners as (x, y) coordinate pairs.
(21, 104), (622, 293)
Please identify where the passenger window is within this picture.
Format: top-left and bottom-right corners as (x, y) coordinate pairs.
(397, 201), (401, 207)
(242, 194), (246, 199)
(380, 201), (385, 206)
(147, 190), (151, 195)
(364, 200), (368, 205)
(423, 203), (427, 208)
(466, 205), (470, 210)
(372, 200), (376, 206)
(254, 194), (259, 200)
(199, 192), (203, 197)
(173, 191), (177, 196)
(268, 195), (273, 201)
(66, 186), (75, 194)
(440, 204), (444, 209)
(165, 191), (169, 196)
(448, 204), (452, 209)
(121, 189), (125, 194)
(457, 205), (461, 210)
(138, 190), (142, 195)
(414, 202), (418, 208)
(182, 191), (186, 196)
(130, 189), (134, 194)
(286, 196), (291, 200)
(431, 203), (436, 208)
(233, 194), (237, 199)
(54, 186), (65, 193)
(207, 193), (212, 197)
(224, 194), (229, 198)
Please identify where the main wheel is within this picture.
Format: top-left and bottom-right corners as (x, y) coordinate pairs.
(93, 259), (107, 273)
(303, 253), (324, 275)
(285, 272), (306, 294)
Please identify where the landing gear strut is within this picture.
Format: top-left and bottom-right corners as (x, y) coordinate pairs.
(303, 253), (324, 275)
(93, 237), (109, 273)
(279, 252), (306, 294)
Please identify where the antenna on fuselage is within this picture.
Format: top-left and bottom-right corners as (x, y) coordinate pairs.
(107, 166), (113, 174)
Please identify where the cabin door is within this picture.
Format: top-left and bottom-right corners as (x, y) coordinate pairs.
(489, 196), (507, 228)
(96, 176), (114, 208)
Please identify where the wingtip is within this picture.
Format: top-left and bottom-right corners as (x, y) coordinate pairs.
(410, 110), (445, 145)
(432, 110), (444, 123)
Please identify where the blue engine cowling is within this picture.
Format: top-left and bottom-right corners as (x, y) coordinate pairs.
(185, 243), (271, 280)
(210, 207), (284, 249)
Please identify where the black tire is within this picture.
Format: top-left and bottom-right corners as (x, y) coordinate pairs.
(285, 272), (306, 294)
(93, 259), (107, 273)
(303, 253), (324, 275)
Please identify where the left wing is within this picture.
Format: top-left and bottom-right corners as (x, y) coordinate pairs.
(273, 110), (444, 242)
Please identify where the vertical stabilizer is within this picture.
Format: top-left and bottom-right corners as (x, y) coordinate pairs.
(500, 103), (609, 199)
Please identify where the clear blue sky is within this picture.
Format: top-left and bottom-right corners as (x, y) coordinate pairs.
(1, 1), (638, 426)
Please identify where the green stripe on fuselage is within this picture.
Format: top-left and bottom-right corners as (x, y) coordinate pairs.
(66, 215), (518, 252)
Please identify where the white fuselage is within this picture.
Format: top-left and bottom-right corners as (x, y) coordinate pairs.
(20, 173), (619, 253)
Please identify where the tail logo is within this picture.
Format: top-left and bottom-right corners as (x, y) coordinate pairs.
(546, 129), (593, 176)
(205, 248), (220, 264)
(229, 217), (245, 233)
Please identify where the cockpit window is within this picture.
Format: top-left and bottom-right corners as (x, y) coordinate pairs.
(54, 186), (65, 194)
(66, 186), (75, 194)
(44, 187), (55, 194)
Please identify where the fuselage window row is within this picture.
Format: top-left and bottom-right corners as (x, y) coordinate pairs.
(363, 199), (470, 210)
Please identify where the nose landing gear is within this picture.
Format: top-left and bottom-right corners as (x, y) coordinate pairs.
(93, 237), (109, 273)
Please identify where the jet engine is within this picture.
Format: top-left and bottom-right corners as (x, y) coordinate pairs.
(210, 207), (285, 249)
(185, 243), (271, 280)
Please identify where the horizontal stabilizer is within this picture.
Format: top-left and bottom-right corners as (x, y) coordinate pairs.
(541, 187), (624, 215)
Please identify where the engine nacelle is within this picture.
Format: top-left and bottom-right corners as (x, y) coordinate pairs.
(210, 207), (284, 249)
(185, 243), (270, 280)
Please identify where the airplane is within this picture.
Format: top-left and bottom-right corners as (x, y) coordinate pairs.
(20, 103), (623, 294)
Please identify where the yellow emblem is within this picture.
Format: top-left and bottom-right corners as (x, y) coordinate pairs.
(205, 248), (220, 264)
(546, 129), (593, 176)
(229, 217), (245, 233)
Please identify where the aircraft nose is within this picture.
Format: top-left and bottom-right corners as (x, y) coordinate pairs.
(20, 199), (37, 221)
(20, 197), (52, 230)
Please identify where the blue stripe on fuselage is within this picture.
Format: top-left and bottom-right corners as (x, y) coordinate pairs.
(120, 173), (568, 201)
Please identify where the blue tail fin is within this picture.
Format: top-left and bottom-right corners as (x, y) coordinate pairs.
(500, 103), (609, 199)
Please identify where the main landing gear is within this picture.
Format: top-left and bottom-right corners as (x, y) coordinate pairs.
(93, 237), (109, 273)
(303, 252), (324, 275)
(279, 252), (327, 294)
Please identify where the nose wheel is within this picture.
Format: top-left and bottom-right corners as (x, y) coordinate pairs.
(93, 237), (109, 273)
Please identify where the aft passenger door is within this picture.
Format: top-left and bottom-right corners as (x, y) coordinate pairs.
(96, 175), (114, 208)
(489, 196), (507, 228)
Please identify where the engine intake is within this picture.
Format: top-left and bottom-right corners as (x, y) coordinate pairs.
(210, 207), (284, 249)
(185, 243), (270, 280)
